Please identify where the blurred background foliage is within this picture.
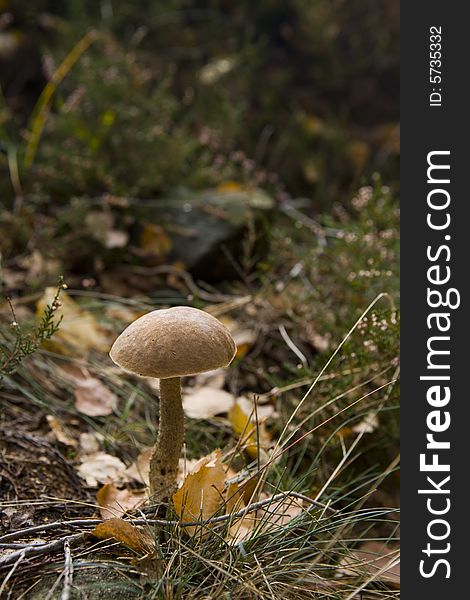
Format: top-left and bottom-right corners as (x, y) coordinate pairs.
(1, 0), (399, 202)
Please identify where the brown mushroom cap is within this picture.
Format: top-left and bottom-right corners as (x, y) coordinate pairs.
(109, 306), (236, 379)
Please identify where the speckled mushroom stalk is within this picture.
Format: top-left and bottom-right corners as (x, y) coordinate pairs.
(109, 306), (236, 503)
(149, 377), (184, 499)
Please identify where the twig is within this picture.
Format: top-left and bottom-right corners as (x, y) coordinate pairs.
(130, 265), (236, 302)
(0, 533), (83, 568)
(0, 521), (101, 544)
(146, 490), (337, 524)
(278, 324), (309, 367)
(0, 491), (337, 548)
(0, 548), (26, 595)
(61, 538), (73, 600)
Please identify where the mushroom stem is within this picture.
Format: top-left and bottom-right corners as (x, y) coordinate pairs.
(149, 376), (185, 501)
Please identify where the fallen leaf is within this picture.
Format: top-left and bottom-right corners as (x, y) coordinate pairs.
(77, 452), (128, 487)
(74, 376), (117, 416)
(177, 457), (201, 484)
(125, 448), (152, 486)
(36, 288), (110, 356)
(236, 396), (274, 421)
(56, 363), (117, 417)
(228, 402), (271, 459)
(97, 483), (146, 519)
(182, 387), (234, 419)
(337, 542), (400, 584)
(225, 481), (245, 514)
(193, 368), (226, 389)
(91, 517), (155, 554)
(173, 450), (226, 536)
(46, 415), (77, 447)
(79, 432), (101, 455)
(224, 481), (255, 544)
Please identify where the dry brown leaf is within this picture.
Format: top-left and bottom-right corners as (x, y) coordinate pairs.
(337, 542), (400, 584)
(55, 363), (117, 416)
(97, 483), (146, 519)
(36, 288), (110, 356)
(228, 402), (271, 459)
(177, 457), (201, 484)
(91, 517), (155, 554)
(56, 362), (89, 384)
(77, 452), (128, 487)
(74, 377), (117, 416)
(225, 481), (244, 514)
(173, 450), (226, 536)
(46, 415), (77, 447)
(182, 387), (234, 419)
(125, 448), (152, 486)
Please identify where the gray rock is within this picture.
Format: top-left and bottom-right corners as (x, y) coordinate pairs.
(135, 188), (274, 281)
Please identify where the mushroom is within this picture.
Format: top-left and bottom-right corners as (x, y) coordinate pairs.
(109, 306), (236, 501)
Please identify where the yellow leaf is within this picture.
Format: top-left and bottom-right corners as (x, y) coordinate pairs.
(36, 288), (109, 356)
(228, 402), (270, 459)
(91, 517), (155, 554)
(172, 450), (225, 536)
(225, 481), (244, 514)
